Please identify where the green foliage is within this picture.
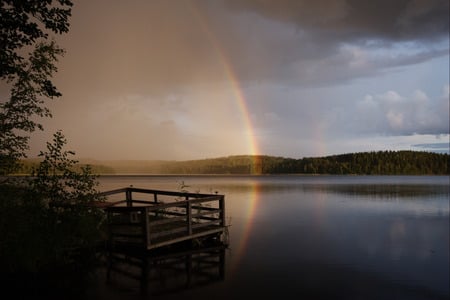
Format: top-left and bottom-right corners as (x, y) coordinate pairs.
(0, 0), (72, 175)
(15, 158), (116, 175)
(0, 0), (105, 282)
(31, 130), (104, 204)
(295, 151), (449, 175)
(0, 40), (65, 175)
(0, 131), (105, 274)
(88, 151), (449, 175)
(0, 0), (72, 79)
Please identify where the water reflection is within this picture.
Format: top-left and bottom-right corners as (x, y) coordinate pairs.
(96, 175), (449, 299)
(227, 179), (261, 275)
(222, 176), (449, 298)
(304, 183), (449, 198)
(105, 241), (225, 297)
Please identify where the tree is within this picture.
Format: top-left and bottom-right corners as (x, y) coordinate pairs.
(0, 130), (105, 273)
(0, 0), (72, 78)
(31, 130), (105, 253)
(31, 130), (103, 206)
(0, 0), (106, 276)
(0, 0), (73, 175)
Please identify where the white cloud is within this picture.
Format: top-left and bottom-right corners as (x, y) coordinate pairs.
(353, 87), (449, 135)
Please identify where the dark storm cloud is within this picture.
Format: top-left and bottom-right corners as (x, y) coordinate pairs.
(201, 0), (450, 88)
(224, 0), (449, 42)
(49, 0), (449, 98)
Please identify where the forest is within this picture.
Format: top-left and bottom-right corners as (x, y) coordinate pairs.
(18, 150), (449, 175)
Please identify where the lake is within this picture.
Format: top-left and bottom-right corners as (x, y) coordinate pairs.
(87, 175), (449, 299)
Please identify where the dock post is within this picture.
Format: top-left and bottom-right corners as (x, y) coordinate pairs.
(126, 188), (132, 207)
(187, 201), (192, 235)
(143, 207), (150, 249)
(219, 195), (225, 227)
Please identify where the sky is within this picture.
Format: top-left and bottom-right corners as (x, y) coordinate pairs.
(26, 0), (449, 160)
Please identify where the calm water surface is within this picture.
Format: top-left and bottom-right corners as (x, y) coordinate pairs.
(89, 175), (449, 300)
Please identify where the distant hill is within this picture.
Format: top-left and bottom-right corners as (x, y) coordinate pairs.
(18, 151), (449, 175)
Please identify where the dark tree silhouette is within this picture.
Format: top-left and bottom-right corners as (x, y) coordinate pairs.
(0, 0), (73, 175)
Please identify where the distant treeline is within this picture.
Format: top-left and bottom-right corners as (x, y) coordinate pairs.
(17, 158), (116, 175)
(18, 151), (449, 175)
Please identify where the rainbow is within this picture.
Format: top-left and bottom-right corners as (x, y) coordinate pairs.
(188, 2), (263, 275)
(229, 180), (261, 274)
(222, 58), (260, 158)
(188, 2), (260, 158)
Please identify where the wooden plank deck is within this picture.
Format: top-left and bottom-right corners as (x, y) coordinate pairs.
(99, 187), (227, 250)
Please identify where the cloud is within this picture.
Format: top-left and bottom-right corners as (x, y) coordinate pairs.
(352, 87), (449, 135)
(412, 142), (450, 154)
(3, 0), (446, 160)
(48, 0), (449, 100)
(225, 0), (449, 42)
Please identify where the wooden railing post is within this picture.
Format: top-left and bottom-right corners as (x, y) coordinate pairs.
(219, 195), (225, 226)
(187, 201), (192, 235)
(126, 188), (132, 207)
(154, 192), (159, 218)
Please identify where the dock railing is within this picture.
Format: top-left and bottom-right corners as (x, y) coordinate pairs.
(99, 187), (226, 250)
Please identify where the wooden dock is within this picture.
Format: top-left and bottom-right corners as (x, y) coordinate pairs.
(98, 187), (227, 250)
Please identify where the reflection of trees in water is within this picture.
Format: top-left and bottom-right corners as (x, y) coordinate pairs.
(304, 184), (449, 198)
(208, 181), (449, 199)
(106, 241), (226, 297)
